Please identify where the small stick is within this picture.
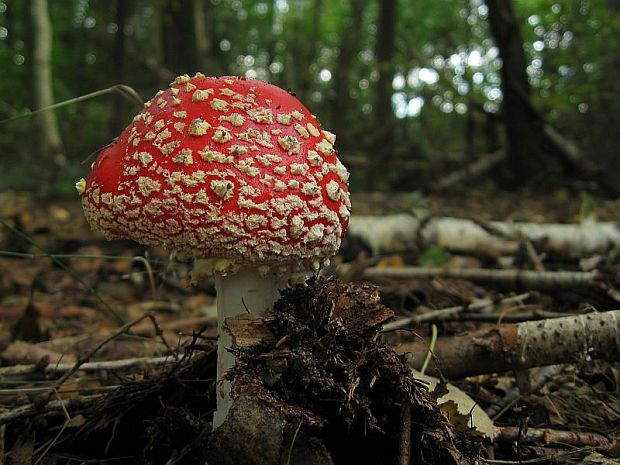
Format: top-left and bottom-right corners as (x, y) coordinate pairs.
(47, 312), (152, 397)
(133, 256), (157, 300)
(398, 402), (411, 465)
(494, 426), (614, 449)
(0, 396), (97, 426)
(146, 313), (176, 356)
(523, 240), (545, 272)
(383, 293), (531, 332)
(0, 356), (177, 380)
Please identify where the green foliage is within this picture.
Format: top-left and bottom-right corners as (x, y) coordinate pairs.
(419, 245), (450, 267)
(0, 0), (618, 195)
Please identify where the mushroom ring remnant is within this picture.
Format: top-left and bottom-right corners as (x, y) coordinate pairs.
(77, 74), (350, 273)
(77, 74), (351, 429)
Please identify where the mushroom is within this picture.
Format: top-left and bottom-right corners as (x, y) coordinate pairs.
(76, 74), (351, 428)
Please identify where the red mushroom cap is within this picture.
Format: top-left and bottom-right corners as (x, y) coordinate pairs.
(77, 74), (350, 270)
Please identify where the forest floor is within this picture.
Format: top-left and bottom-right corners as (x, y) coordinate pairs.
(0, 189), (618, 464)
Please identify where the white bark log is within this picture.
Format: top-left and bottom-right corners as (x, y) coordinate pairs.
(347, 214), (620, 259)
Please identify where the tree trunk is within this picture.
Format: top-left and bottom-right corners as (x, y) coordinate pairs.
(111, 0), (128, 135)
(330, 0), (369, 149)
(162, 0), (196, 74)
(30, 0), (63, 169)
(369, 0), (397, 189)
(484, 0), (550, 183)
(298, 0), (323, 104)
(194, 0), (212, 73)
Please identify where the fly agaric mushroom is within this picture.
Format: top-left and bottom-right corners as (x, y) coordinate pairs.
(76, 74), (351, 428)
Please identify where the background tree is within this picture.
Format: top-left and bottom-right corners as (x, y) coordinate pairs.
(30, 0), (63, 183)
(0, 0), (618, 195)
(369, 0), (397, 190)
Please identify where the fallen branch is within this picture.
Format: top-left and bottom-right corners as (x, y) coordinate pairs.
(0, 396), (98, 426)
(347, 214), (620, 259)
(0, 356), (177, 380)
(398, 310), (620, 378)
(494, 425), (615, 449)
(341, 265), (601, 291)
(383, 293), (531, 332)
(432, 150), (505, 192)
(398, 403), (411, 465)
(486, 365), (564, 419)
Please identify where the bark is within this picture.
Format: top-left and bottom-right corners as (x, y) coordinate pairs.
(330, 0), (369, 149)
(398, 309), (620, 378)
(30, 0), (63, 164)
(347, 213), (620, 259)
(485, 0), (550, 183)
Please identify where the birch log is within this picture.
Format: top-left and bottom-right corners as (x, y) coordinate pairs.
(347, 214), (620, 259)
(398, 310), (620, 378)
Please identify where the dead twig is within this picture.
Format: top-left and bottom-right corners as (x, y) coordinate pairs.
(383, 293), (531, 332)
(0, 355), (177, 380)
(481, 447), (594, 464)
(46, 312), (153, 397)
(486, 365), (565, 419)
(398, 402), (411, 465)
(0, 396), (97, 426)
(494, 426), (615, 449)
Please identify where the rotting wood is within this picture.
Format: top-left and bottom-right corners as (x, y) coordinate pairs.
(398, 309), (620, 378)
(347, 214), (620, 259)
(340, 265), (601, 291)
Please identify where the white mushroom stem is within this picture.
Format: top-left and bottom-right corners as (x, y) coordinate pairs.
(212, 266), (287, 429)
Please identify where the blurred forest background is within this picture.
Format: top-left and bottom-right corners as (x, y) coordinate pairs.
(1, 0), (619, 196)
